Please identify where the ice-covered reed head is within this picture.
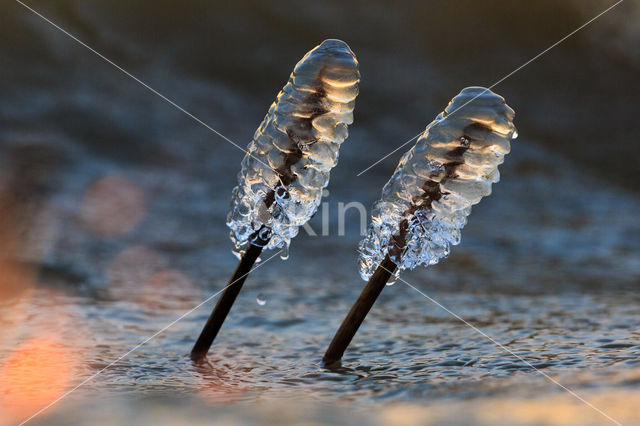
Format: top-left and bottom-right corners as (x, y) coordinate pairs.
(227, 39), (360, 258)
(359, 87), (517, 280)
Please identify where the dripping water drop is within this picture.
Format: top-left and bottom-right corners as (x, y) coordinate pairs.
(256, 294), (266, 306)
(386, 274), (399, 286)
(279, 247), (290, 260)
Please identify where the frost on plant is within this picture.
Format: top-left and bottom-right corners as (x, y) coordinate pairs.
(227, 39), (360, 258)
(359, 87), (517, 280)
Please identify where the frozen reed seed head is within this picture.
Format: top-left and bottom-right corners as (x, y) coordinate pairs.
(227, 39), (360, 258)
(358, 87), (517, 281)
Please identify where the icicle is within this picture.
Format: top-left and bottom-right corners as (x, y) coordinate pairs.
(227, 39), (360, 257)
(358, 87), (517, 280)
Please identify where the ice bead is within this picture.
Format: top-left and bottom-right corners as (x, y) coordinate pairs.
(358, 87), (516, 280)
(228, 40), (360, 257)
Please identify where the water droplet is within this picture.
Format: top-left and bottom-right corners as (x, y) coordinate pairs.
(279, 246), (290, 260)
(460, 136), (470, 147)
(256, 294), (266, 306)
(322, 189), (330, 197)
(386, 274), (398, 286)
(511, 130), (518, 139)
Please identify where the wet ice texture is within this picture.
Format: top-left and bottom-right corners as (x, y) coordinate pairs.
(359, 87), (517, 280)
(227, 39), (360, 257)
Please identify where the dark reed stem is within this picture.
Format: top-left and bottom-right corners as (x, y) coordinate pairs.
(322, 254), (398, 366)
(191, 240), (267, 361)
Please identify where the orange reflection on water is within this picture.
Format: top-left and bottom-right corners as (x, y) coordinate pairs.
(0, 336), (76, 420)
(80, 175), (145, 236)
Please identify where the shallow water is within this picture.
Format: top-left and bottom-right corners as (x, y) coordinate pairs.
(1, 140), (640, 424)
(1, 0), (640, 424)
(2, 276), (640, 424)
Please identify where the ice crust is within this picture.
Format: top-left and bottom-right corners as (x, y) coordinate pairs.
(358, 87), (517, 280)
(227, 39), (360, 257)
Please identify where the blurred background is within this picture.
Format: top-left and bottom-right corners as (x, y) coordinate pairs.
(1, 1), (639, 425)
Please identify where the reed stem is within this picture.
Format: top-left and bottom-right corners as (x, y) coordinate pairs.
(322, 254), (398, 366)
(191, 242), (265, 361)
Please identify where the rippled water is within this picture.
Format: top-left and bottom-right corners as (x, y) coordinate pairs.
(1, 0), (640, 424)
(2, 266), (640, 424)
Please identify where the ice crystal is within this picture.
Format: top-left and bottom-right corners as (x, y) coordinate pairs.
(227, 39), (360, 257)
(358, 87), (517, 280)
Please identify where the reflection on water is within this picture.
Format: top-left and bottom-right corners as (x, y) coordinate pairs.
(0, 336), (76, 419)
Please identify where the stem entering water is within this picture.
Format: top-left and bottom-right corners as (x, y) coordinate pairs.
(191, 235), (269, 361)
(322, 254), (398, 366)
